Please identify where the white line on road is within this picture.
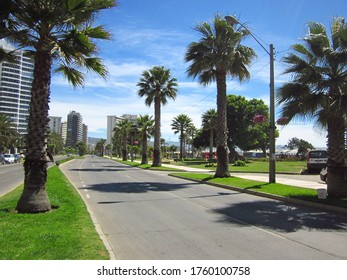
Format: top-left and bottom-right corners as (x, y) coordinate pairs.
(86, 194), (90, 199)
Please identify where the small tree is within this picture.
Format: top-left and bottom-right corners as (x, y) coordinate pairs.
(286, 137), (314, 158)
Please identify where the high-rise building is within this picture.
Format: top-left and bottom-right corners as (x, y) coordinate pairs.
(0, 39), (34, 134)
(66, 111), (83, 147)
(48, 116), (62, 134)
(106, 114), (138, 144)
(61, 121), (67, 145)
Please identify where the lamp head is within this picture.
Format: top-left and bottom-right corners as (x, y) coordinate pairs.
(224, 15), (239, 25)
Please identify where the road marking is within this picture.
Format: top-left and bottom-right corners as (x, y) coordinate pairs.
(86, 194), (90, 199)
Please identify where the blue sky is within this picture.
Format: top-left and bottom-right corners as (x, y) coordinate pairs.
(48, 0), (346, 148)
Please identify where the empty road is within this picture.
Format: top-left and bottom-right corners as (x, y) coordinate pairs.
(60, 156), (347, 260)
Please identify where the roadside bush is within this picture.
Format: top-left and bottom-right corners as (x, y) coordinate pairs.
(233, 160), (247, 167)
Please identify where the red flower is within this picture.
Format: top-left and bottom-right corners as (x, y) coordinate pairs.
(252, 114), (267, 124)
(276, 117), (289, 125)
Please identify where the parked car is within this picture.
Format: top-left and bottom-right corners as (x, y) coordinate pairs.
(320, 167), (327, 183)
(307, 149), (327, 172)
(14, 154), (21, 163)
(3, 154), (15, 164)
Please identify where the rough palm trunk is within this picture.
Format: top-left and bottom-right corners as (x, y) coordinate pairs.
(327, 116), (347, 197)
(16, 49), (52, 213)
(179, 129), (184, 161)
(122, 134), (127, 161)
(209, 128), (214, 161)
(141, 132), (148, 164)
(152, 95), (161, 167)
(214, 71), (230, 177)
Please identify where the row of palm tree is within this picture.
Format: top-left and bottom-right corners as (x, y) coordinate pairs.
(2, 0), (346, 213)
(112, 115), (155, 164)
(171, 114), (194, 160)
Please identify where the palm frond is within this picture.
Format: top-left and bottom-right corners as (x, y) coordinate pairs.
(55, 63), (84, 87)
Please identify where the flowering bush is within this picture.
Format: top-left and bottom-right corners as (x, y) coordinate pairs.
(252, 114), (267, 124)
(276, 117), (289, 125)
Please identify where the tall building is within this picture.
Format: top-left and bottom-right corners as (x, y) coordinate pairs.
(61, 121), (67, 145)
(0, 39), (34, 134)
(107, 114), (138, 144)
(48, 116), (62, 134)
(66, 111), (83, 147)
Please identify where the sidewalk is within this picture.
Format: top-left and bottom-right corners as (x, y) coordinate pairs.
(161, 163), (326, 190)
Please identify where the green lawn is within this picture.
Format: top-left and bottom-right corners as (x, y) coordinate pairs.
(171, 172), (347, 209)
(169, 160), (307, 173)
(0, 166), (109, 260)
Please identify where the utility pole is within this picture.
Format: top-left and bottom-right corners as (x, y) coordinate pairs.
(269, 44), (276, 183)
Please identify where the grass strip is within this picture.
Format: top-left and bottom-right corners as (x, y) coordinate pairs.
(168, 160), (307, 173)
(0, 166), (109, 260)
(171, 172), (347, 209)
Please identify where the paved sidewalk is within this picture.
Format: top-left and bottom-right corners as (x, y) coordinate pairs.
(162, 163), (326, 190)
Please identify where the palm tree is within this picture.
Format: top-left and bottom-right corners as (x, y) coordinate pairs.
(0, 114), (19, 153)
(137, 115), (154, 164)
(114, 119), (132, 161)
(137, 66), (178, 167)
(3, 0), (116, 213)
(185, 15), (256, 177)
(277, 17), (347, 197)
(171, 114), (193, 160)
(95, 139), (106, 157)
(201, 109), (217, 161)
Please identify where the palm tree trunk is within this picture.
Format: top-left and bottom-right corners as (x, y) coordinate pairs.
(16, 49), (52, 213)
(214, 71), (230, 177)
(152, 95), (162, 167)
(179, 129), (184, 161)
(141, 132), (148, 164)
(122, 134), (127, 161)
(327, 117), (347, 197)
(209, 129), (214, 161)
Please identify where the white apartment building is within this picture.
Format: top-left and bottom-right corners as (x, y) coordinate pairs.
(0, 39), (34, 134)
(106, 114), (138, 144)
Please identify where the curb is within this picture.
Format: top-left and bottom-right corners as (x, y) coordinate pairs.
(59, 159), (117, 260)
(169, 173), (347, 215)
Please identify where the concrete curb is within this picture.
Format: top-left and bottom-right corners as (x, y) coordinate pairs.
(169, 173), (347, 215)
(59, 159), (117, 260)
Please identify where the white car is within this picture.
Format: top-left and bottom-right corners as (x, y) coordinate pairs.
(3, 154), (15, 164)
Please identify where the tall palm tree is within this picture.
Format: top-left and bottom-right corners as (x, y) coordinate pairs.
(137, 115), (154, 164)
(114, 119), (132, 161)
(185, 15), (256, 177)
(171, 114), (193, 160)
(0, 114), (20, 153)
(3, 0), (116, 213)
(202, 109), (217, 161)
(137, 66), (178, 167)
(277, 17), (347, 197)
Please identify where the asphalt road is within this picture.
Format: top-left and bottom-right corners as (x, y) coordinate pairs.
(0, 162), (24, 196)
(60, 156), (347, 260)
(0, 155), (67, 197)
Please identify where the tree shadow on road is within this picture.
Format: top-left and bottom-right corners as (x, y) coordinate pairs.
(80, 180), (196, 194)
(211, 199), (347, 233)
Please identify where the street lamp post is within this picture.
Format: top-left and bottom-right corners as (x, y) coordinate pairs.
(225, 15), (276, 183)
